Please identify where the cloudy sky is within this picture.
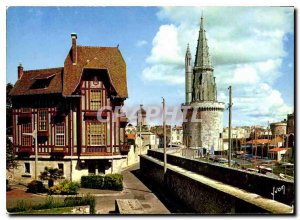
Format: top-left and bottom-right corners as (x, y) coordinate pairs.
(7, 7), (294, 127)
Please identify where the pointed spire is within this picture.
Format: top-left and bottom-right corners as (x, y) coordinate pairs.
(194, 15), (213, 70)
(186, 43), (191, 58)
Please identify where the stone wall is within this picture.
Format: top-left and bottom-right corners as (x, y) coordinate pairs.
(7, 159), (72, 185)
(140, 155), (290, 214)
(147, 150), (294, 206)
(270, 122), (287, 135)
(183, 101), (224, 152)
(7, 156), (133, 184)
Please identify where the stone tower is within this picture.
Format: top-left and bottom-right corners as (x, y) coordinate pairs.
(137, 104), (147, 127)
(182, 15), (225, 153)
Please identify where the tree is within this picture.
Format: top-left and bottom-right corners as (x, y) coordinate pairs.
(6, 136), (17, 170)
(6, 83), (13, 135)
(39, 166), (64, 188)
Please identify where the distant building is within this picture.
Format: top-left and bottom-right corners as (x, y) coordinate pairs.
(241, 136), (284, 157)
(270, 120), (287, 136)
(136, 104), (147, 127)
(139, 131), (158, 150)
(171, 125), (183, 145)
(223, 126), (252, 139)
(268, 148), (292, 162)
(151, 125), (171, 148)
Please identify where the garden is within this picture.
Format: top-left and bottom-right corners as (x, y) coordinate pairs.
(7, 194), (96, 214)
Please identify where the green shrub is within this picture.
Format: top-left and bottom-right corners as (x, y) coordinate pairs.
(81, 174), (123, 191)
(64, 194), (96, 214)
(81, 175), (104, 189)
(104, 174), (123, 191)
(27, 180), (47, 193)
(48, 180), (80, 195)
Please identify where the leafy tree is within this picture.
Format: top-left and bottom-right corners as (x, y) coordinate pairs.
(39, 166), (64, 188)
(6, 83), (13, 135)
(6, 136), (17, 170)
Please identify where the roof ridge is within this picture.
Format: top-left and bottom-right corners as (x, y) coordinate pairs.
(23, 67), (63, 73)
(77, 45), (118, 49)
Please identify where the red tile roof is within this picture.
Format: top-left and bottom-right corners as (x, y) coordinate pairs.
(245, 136), (283, 145)
(9, 67), (63, 96)
(268, 147), (289, 152)
(10, 44), (128, 98)
(63, 46), (128, 98)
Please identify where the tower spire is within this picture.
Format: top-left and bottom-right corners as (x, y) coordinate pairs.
(185, 43), (192, 104)
(194, 15), (212, 70)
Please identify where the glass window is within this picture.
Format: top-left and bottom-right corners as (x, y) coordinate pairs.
(87, 122), (106, 146)
(25, 163), (30, 174)
(22, 123), (32, 146)
(90, 90), (101, 110)
(58, 163), (64, 175)
(55, 123), (65, 146)
(38, 110), (47, 131)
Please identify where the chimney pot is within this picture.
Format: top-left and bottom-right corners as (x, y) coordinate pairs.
(18, 63), (23, 79)
(71, 33), (77, 39)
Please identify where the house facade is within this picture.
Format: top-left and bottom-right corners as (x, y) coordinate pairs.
(9, 33), (130, 183)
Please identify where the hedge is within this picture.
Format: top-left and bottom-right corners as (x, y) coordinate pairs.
(81, 174), (123, 191)
(27, 180), (47, 194)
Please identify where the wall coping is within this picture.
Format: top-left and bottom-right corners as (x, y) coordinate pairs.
(141, 155), (293, 214)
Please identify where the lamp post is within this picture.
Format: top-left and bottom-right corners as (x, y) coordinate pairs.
(162, 97), (167, 175)
(23, 121), (38, 180)
(228, 86), (232, 167)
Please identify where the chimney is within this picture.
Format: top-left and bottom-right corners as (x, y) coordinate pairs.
(71, 33), (77, 65)
(18, 63), (23, 79)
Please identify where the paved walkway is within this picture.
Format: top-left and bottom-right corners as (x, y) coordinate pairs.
(7, 164), (170, 214)
(95, 163), (170, 214)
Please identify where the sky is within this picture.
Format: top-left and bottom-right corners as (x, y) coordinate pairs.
(6, 6), (294, 127)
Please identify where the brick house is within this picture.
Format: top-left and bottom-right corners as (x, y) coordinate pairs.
(9, 33), (130, 183)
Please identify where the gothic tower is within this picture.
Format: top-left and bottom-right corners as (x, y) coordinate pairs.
(183, 15), (225, 153)
(185, 44), (192, 104)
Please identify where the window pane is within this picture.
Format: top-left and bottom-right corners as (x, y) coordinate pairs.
(38, 110), (48, 131)
(55, 123), (65, 146)
(90, 90), (101, 110)
(87, 122), (106, 146)
(22, 123), (32, 146)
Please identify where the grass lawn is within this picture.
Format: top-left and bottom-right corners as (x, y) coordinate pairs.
(18, 207), (74, 214)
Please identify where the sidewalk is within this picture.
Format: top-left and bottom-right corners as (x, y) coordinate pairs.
(94, 163), (170, 214)
(6, 164), (170, 214)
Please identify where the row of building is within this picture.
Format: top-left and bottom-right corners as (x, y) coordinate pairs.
(126, 103), (294, 163)
(7, 16), (294, 185)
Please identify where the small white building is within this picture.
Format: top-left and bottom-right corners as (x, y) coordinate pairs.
(171, 125), (183, 145)
(268, 148), (291, 162)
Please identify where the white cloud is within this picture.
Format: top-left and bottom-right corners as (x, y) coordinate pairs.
(146, 24), (183, 65)
(142, 7), (294, 125)
(142, 64), (184, 85)
(136, 40), (148, 47)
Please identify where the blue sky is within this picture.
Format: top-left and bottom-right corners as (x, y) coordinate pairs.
(7, 7), (294, 127)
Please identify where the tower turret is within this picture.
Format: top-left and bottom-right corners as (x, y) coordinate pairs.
(192, 15), (217, 102)
(185, 44), (192, 104)
(194, 15), (213, 70)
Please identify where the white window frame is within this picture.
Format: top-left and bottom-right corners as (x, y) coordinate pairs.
(55, 123), (65, 146)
